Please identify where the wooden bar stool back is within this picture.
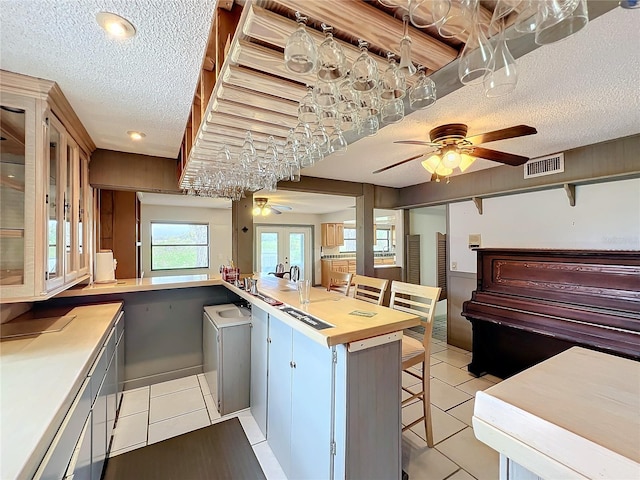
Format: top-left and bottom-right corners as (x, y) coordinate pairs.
(351, 275), (389, 306)
(389, 281), (441, 447)
(327, 271), (353, 296)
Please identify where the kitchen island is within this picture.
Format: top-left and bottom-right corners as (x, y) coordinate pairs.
(227, 275), (420, 480)
(473, 347), (640, 479)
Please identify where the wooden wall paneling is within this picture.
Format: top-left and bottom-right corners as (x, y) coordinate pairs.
(436, 232), (447, 301)
(185, 124), (192, 159)
(224, 65), (306, 102)
(200, 69), (216, 120)
(218, 84), (298, 117)
(231, 196), (253, 275)
(112, 190), (137, 279)
(269, 0), (458, 71)
(99, 190), (113, 251)
(191, 101), (201, 146)
(278, 176), (363, 197)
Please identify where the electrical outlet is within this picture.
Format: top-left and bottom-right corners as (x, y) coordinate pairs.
(451, 261), (458, 271)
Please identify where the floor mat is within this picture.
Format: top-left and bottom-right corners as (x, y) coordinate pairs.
(102, 417), (265, 480)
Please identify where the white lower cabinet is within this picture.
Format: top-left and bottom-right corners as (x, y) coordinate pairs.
(36, 312), (124, 480)
(266, 313), (334, 479)
(250, 306), (269, 437)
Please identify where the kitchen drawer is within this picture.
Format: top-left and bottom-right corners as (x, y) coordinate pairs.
(33, 378), (91, 480)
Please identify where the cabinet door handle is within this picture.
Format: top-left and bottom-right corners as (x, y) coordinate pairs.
(290, 361), (296, 368)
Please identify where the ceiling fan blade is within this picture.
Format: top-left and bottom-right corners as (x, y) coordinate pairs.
(267, 206), (282, 215)
(394, 140), (439, 147)
(469, 146), (529, 166)
(465, 125), (537, 145)
(372, 154), (424, 174)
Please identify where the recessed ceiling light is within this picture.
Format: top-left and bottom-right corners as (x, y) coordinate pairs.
(127, 131), (146, 140)
(7, 174), (15, 178)
(96, 12), (136, 39)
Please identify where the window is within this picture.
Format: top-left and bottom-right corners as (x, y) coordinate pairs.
(374, 228), (391, 252)
(151, 222), (209, 270)
(339, 227), (357, 252)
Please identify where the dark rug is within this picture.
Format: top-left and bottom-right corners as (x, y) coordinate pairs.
(102, 417), (265, 480)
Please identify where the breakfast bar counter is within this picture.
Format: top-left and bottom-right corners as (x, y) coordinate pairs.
(473, 347), (640, 479)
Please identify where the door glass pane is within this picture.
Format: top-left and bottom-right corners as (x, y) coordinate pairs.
(78, 157), (85, 268)
(0, 105), (26, 286)
(48, 125), (61, 280)
(65, 144), (73, 274)
(259, 232), (278, 274)
(289, 232), (304, 277)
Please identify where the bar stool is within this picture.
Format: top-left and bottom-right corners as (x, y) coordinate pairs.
(389, 281), (441, 447)
(351, 275), (389, 306)
(327, 271), (353, 296)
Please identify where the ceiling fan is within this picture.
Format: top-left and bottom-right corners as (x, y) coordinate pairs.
(373, 124), (537, 181)
(252, 197), (292, 216)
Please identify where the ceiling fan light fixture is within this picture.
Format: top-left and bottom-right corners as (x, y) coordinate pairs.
(252, 206), (262, 216)
(442, 147), (462, 168)
(435, 163), (454, 177)
(421, 154), (441, 173)
(459, 154), (476, 172)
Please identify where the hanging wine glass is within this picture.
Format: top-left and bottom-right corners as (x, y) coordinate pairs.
(381, 99), (405, 124)
(239, 131), (257, 166)
(284, 12), (318, 74)
(317, 24), (348, 82)
(330, 125), (348, 155)
(298, 85), (319, 124)
(535, 0), (588, 46)
(513, 0), (541, 37)
(484, 19), (518, 97)
(410, 0), (451, 28)
(319, 108), (339, 130)
(312, 124), (331, 155)
(380, 52), (406, 101)
(337, 76), (359, 113)
(351, 40), (378, 92)
(458, 0), (494, 85)
(398, 15), (417, 77)
(313, 78), (340, 109)
(360, 114), (380, 137)
(409, 66), (437, 109)
(339, 110), (360, 133)
(438, 0), (473, 38)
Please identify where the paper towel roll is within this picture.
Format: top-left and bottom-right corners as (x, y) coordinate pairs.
(95, 250), (116, 283)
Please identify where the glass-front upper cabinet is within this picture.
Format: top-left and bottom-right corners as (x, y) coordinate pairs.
(0, 95), (34, 298)
(1, 71), (94, 302)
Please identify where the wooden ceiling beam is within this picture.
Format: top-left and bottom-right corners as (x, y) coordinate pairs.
(269, 0), (458, 71)
(223, 65), (306, 102)
(198, 122), (287, 144)
(212, 98), (297, 129)
(218, 83), (298, 117)
(204, 111), (292, 137)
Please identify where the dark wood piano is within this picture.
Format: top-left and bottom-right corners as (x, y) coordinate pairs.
(462, 249), (640, 378)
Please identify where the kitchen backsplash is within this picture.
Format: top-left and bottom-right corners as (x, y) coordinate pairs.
(321, 252), (396, 259)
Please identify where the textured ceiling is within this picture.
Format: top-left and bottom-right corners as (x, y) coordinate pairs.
(307, 6), (640, 187)
(0, 0), (216, 158)
(1, 2), (638, 191)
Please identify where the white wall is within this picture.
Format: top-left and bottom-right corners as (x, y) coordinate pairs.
(449, 178), (640, 274)
(410, 205), (447, 316)
(140, 204), (232, 277)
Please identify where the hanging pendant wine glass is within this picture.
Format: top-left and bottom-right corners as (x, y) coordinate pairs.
(298, 85), (319, 124)
(458, 0), (494, 85)
(535, 0), (588, 46)
(284, 12), (318, 74)
(312, 124), (331, 155)
(513, 0), (541, 37)
(380, 52), (406, 101)
(239, 131), (257, 166)
(409, 66), (437, 109)
(484, 20), (518, 98)
(438, 0), (473, 38)
(330, 125), (348, 155)
(398, 15), (417, 77)
(314, 78), (340, 109)
(337, 76), (359, 113)
(317, 24), (348, 82)
(381, 98), (405, 124)
(351, 40), (378, 92)
(410, 0), (451, 28)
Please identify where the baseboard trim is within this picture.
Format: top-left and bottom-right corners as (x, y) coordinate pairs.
(123, 365), (204, 391)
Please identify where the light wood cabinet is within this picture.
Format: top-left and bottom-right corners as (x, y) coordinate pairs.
(321, 223), (344, 247)
(0, 71), (94, 302)
(321, 258), (356, 287)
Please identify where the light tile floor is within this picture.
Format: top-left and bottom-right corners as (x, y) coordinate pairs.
(109, 338), (501, 480)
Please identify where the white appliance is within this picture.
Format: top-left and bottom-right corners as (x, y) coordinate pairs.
(94, 250), (117, 283)
(203, 304), (251, 415)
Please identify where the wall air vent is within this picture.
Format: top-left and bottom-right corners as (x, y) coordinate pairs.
(524, 153), (564, 179)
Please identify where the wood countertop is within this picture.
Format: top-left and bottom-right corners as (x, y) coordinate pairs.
(55, 274), (224, 297)
(227, 275), (419, 347)
(0, 302), (123, 480)
(473, 347), (640, 479)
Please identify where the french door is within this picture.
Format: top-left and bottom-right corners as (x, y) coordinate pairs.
(255, 226), (312, 282)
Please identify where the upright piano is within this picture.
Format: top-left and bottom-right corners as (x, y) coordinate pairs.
(462, 249), (640, 378)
